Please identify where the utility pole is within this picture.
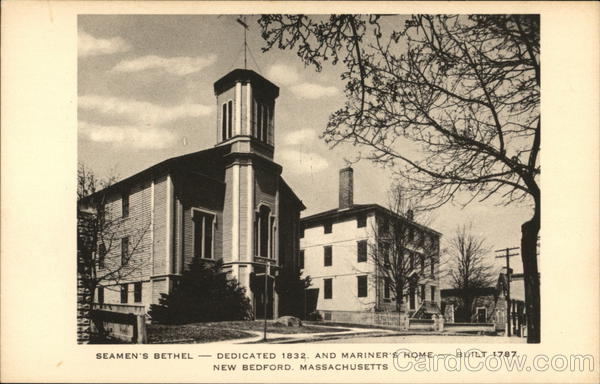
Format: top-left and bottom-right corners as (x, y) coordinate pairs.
(263, 260), (270, 342)
(495, 247), (519, 337)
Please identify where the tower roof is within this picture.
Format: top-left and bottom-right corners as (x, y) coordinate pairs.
(213, 68), (279, 99)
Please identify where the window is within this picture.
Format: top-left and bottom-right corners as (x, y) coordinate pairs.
(357, 240), (367, 262)
(298, 250), (305, 269)
(357, 214), (367, 228)
(378, 216), (389, 234)
(324, 246), (332, 266)
(98, 243), (106, 269)
(430, 257), (435, 276)
(417, 231), (425, 247)
(384, 278), (391, 299)
(409, 252), (415, 270)
(262, 104), (269, 142)
(409, 284), (416, 310)
(134, 282), (142, 303)
(193, 210), (215, 259)
(97, 286), (104, 304)
(122, 191), (129, 218)
(269, 216), (275, 258)
(430, 286), (436, 301)
(380, 242), (390, 265)
(254, 100), (271, 143)
(324, 278), (332, 299)
(222, 100), (234, 141)
(121, 237), (129, 265)
(255, 205), (274, 259)
(324, 222), (332, 234)
(120, 284), (128, 304)
(420, 254), (425, 274)
(222, 103), (227, 141)
(409, 227), (415, 242)
(357, 275), (368, 298)
(421, 284), (426, 301)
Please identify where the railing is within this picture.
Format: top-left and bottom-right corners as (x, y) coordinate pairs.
(93, 303), (146, 315)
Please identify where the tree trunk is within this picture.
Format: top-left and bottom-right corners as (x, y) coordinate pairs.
(395, 284), (404, 312)
(463, 295), (473, 322)
(521, 199), (540, 343)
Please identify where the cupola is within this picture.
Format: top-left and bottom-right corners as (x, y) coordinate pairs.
(213, 69), (279, 147)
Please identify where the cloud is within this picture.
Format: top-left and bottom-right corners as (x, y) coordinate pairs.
(79, 30), (131, 58)
(112, 54), (217, 76)
(267, 64), (301, 86)
(266, 63), (339, 100)
(290, 83), (338, 99)
(278, 149), (329, 175)
(79, 94), (213, 125)
(79, 121), (177, 149)
(283, 129), (318, 146)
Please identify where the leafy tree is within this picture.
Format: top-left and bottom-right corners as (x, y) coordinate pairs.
(259, 14), (540, 342)
(149, 260), (252, 324)
(448, 224), (495, 322)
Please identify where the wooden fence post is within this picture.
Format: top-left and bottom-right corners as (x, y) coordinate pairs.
(136, 315), (147, 344)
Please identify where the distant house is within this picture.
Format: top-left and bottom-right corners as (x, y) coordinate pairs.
(441, 269), (526, 335)
(78, 69), (305, 320)
(299, 167), (442, 321)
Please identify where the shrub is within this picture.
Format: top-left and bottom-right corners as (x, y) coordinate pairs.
(149, 260), (252, 324)
(274, 269), (311, 319)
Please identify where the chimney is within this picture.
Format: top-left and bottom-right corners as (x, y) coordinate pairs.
(406, 209), (414, 221)
(339, 167), (354, 209)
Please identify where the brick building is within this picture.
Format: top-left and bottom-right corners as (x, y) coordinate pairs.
(299, 167), (442, 321)
(78, 69), (304, 319)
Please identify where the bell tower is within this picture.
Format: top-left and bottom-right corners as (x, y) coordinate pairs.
(213, 69), (279, 157)
(214, 69), (282, 318)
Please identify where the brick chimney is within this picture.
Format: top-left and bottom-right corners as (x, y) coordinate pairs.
(339, 167), (354, 209)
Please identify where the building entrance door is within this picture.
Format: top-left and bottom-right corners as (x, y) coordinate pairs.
(409, 285), (416, 310)
(477, 307), (487, 323)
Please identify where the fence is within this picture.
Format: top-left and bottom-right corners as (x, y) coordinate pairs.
(93, 303), (146, 315)
(444, 322), (496, 333)
(319, 310), (447, 331)
(319, 310), (497, 333)
(90, 309), (147, 343)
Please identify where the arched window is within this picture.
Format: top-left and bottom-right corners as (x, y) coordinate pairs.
(192, 209), (215, 259)
(254, 205), (275, 259)
(253, 100), (272, 144)
(222, 100), (233, 141)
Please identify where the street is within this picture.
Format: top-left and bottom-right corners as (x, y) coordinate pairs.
(311, 334), (528, 344)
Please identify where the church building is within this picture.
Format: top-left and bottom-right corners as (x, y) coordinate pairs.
(79, 69), (305, 319)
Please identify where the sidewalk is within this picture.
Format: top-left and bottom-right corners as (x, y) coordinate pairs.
(207, 325), (396, 344)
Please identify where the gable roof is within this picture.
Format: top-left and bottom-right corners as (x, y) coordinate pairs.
(79, 145), (230, 204)
(78, 144), (304, 210)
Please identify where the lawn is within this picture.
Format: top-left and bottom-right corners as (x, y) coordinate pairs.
(209, 320), (349, 334)
(148, 323), (254, 344)
(147, 321), (349, 343)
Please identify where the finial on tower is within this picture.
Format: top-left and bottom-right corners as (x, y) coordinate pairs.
(236, 16), (249, 70)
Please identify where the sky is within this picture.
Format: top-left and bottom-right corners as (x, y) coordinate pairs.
(78, 15), (534, 280)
